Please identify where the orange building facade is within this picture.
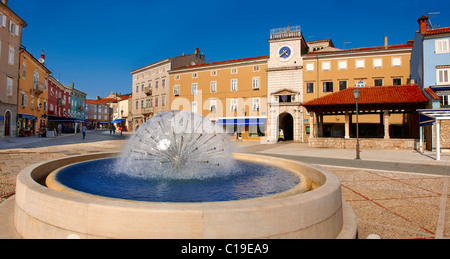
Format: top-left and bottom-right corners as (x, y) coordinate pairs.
(18, 48), (51, 137)
(302, 40), (414, 141)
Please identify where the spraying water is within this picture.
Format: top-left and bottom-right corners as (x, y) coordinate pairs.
(117, 111), (236, 179)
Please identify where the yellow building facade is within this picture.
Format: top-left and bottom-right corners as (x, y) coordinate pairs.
(18, 48), (51, 137)
(302, 41), (413, 141)
(169, 56), (269, 140)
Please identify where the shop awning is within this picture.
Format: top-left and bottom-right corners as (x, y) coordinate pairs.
(111, 119), (126, 124)
(18, 114), (37, 120)
(216, 118), (266, 126)
(98, 121), (111, 124)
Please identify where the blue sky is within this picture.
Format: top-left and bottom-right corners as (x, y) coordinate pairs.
(10, 0), (450, 99)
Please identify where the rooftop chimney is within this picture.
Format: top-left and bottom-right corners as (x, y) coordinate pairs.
(39, 50), (45, 65)
(384, 36), (388, 49)
(417, 15), (429, 33)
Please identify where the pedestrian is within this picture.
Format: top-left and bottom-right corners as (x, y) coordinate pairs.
(109, 124), (113, 135)
(112, 125), (116, 135)
(82, 124), (87, 140)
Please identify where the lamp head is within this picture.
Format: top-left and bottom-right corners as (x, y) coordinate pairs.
(353, 88), (361, 100)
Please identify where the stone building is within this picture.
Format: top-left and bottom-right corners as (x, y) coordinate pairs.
(130, 49), (205, 130)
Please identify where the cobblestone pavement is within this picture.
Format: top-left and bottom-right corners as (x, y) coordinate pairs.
(1, 133), (449, 239)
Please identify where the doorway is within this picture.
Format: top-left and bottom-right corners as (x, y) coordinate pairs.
(278, 112), (294, 141)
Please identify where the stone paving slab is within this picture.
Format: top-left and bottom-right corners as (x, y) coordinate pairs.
(0, 134), (448, 239)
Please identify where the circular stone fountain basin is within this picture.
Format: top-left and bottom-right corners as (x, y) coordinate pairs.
(14, 152), (357, 239)
(45, 158), (303, 202)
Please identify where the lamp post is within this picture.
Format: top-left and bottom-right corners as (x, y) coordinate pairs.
(353, 88), (361, 160)
(120, 109), (124, 136)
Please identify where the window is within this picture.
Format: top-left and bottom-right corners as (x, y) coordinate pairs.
(252, 77), (260, 90)
(306, 82), (314, 93)
(6, 77), (13, 96)
(230, 99), (237, 112)
(374, 79), (383, 86)
(231, 79), (238, 91)
(174, 85), (180, 96)
(192, 72), (198, 78)
(231, 68), (237, 74)
(191, 83), (197, 94)
(323, 82), (333, 92)
(211, 70), (217, 76)
(338, 60), (347, 70)
(392, 57), (401, 67)
(161, 96), (165, 106)
(373, 58), (382, 68)
(441, 95), (450, 107)
(8, 46), (14, 65)
(155, 81), (158, 88)
(9, 21), (19, 36)
(175, 75), (180, 80)
(356, 59), (365, 69)
(162, 79), (165, 87)
(210, 81), (217, 93)
(141, 84), (144, 92)
(135, 85), (139, 92)
(253, 65), (260, 72)
(155, 97), (158, 107)
(393, 78), (402, 85)
(141, 100), (144, 108)
(436, 39), (449, 53)
(146, 99), (151, 107)
(252, 98), (260, 111)
(356, 80), (365, 87)
(437, 68), (450, 84)
(136, 101), (138, 109)
(339, 81), (347, 91)
(210, 100), (217, 113)
(306, 63), (314, 72)
(322, 61), (331, 71)
(21, 92), (27, 107)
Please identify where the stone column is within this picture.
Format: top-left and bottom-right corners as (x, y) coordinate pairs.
(344, 111), (350, 139)
(383, 110), (390, 139)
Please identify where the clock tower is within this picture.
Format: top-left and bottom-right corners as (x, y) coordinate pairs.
(266, 25), (308, 143)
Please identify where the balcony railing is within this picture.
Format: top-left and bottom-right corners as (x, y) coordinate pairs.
(141, 107), (154, 115)
(144, 87), (152, 96)
(32, 82), (44, 95)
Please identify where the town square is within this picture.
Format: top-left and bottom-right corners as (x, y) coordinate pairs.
(0, 0), (449, 241)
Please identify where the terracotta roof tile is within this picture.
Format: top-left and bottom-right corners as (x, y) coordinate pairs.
(421, 27), (450, 36)
(424, 87), (440, 100)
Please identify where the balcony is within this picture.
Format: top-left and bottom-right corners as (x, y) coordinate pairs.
(144, 87), (152, 96)
(141, 107), (154, 115)
(32, 82), (44, 95)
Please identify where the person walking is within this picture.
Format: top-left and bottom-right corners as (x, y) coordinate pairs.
(82, 124), (87, 140)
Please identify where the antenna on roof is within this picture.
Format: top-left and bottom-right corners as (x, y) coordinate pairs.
(427, 12), (440, 29)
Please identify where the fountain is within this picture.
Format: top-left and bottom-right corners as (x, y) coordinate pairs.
(12, 111), (357, 239)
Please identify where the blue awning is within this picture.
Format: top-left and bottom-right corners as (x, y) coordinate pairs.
(419, 113), (435, 126)
(0, 116), (4, 121)
(216, 118), (266, 126)
(18, 114), (37, 120)
(111, 119), (125, 124)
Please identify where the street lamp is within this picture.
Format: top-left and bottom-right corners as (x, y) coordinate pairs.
(120, 109), (124, 136)
(353, 88), (361, 160)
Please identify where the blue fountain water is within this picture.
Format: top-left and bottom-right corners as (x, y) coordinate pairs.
(52, 111), (300, 202)
(54, 157), (299, 202)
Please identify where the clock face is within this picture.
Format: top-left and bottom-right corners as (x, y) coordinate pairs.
(278, 45), (293, 61)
